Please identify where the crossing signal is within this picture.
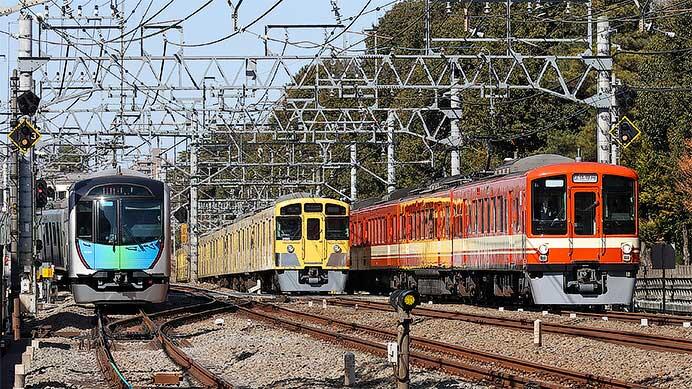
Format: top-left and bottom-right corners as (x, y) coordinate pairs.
(36, 179), (48, 208)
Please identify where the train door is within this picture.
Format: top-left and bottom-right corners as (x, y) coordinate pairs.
(95, 199), (119, 269)
(303, 216), (324, 265)
(570, 187), (602, 261)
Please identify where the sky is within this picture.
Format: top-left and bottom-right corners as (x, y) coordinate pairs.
(0, 0), (399, 86)
(0, 0), (402, 166)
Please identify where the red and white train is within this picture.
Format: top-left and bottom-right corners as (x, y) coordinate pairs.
(349, 154), (639, 305)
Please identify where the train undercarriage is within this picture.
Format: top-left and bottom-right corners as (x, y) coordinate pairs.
(348, 264), (638, 306)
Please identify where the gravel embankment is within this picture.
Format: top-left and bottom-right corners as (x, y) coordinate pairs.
(175, 310), (487, 388)
(24, 294), (106, 388)
(288, 299), (692, 388)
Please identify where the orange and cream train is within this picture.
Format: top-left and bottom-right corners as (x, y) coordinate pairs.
(349, 154), (639, 305)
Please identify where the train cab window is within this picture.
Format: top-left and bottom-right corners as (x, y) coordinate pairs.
(280, 204), (301, 215)
(121, 199), (163, 245)
(307, 218), (320, 240)
(532, 176), (567, 235)
(603, 175), (636, 235)
(304, 203), (323, 213)
(97, 200), (118, 245)
(276, 216), (301, 240)
(325, 204), (346, 215)
(76, 202), (93, 241)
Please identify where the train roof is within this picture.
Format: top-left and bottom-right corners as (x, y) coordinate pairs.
(352, 154), (637, 211)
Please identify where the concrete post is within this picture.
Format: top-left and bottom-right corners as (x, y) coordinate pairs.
(344, 352), (356, 386)
(533, 319), (542, 346)
(350, 143), (357, 201)
(14, 364), (25, 388)
(387, 111), (396, 194)
(596, 16), (612, 164)
(450, 87), (461, 176)
(396, 313), (411, 389)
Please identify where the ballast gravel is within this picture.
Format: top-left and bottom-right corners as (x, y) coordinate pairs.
(23, 293), (106, 389)
(175, 311), (486, 388)
(291, 298), (692, 388)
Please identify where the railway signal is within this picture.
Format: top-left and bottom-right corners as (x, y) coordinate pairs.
(9, 117), (41, 154)
(16, 90), (40, 116)
(610, 116), (641, 149)
(35, 179), (48, 208)
(389, 289), (420, 389)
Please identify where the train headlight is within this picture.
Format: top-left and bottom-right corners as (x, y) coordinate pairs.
(538, 244), (549, 255)
(287, 245), (295, 253)
(333, 244), (342, 253)
(621, 243), (633, 254)
(621, 243), (632, 262)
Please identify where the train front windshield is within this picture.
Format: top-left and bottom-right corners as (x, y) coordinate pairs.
(76, 197), (164, 270)
(603, 175), (636, 235)
(531, 176), (567, 235)
(326, 217), (349, 240)
(121, 199), (163, 244)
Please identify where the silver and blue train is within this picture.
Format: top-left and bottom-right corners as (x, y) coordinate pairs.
(66, 169), (171, 304)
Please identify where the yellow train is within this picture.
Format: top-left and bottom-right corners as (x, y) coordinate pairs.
(194, 195), (350, 293)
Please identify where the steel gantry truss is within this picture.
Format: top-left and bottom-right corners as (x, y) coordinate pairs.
(3, 0), (616, 280)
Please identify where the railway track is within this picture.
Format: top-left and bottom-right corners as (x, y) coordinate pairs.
(555, 309), (692, 326)
(95, 289), (236, 389)
(94, 309), (136, 389)
(233, 301), (646, 389)
(329, 298), (692, 354)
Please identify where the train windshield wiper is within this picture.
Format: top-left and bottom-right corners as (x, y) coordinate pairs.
(121, 225), (145, 250)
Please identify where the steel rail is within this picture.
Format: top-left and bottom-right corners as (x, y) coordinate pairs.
(554, 309), (691, 326)
(106, 299), (219, 338)
(250, 303), (645, 389)
(94, 310), (133, 389)
(331, 298), (692, 354)
(235, 304), (564, 389)
(140, 306), (236, 389)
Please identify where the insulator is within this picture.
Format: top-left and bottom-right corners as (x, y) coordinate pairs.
(94, 5), (99, 17)
(77, 5), (82, 18)
(43, 5), (49, 19)
(446, 2), (452, 14)
(484, 2), (490, 14)
(565, 2), (571, 14)
(527, 2), (532, 13)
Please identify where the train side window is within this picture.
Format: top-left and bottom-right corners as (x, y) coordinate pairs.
(486, 198), (491, 234)
(514, 197), (519, 233)
(479, 200), (484, 234)
(500, 196), (506, 233)
(76, 202), (93, 241)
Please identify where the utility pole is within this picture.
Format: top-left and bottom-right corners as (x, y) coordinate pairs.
(596, 16), (612, 164)
(17, 13), (36, 314)
(387, 111), (396, 194)
(350, 143), (357, 201)
(450, 86), (461, 176)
